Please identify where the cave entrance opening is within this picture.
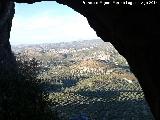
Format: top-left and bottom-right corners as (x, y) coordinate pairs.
(9, 1), (154, 119)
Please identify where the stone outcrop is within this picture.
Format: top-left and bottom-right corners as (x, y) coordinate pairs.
(0, 1), (16, 75)
(0, 1), (160, 119)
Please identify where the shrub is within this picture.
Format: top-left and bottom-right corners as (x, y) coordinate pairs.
(0, 56), (60, 120)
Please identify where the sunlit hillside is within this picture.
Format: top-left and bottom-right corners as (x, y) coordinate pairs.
(12, 39), (154, 120)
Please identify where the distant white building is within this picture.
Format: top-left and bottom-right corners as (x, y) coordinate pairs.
(59, 49), (69, 53)
(97, 54), (111, 61)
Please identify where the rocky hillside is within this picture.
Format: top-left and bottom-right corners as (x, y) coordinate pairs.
(12, 40), (154, 120)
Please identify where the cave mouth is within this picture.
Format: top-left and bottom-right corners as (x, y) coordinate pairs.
(7, 1), (155, 119)
(10, 1), (100, 45)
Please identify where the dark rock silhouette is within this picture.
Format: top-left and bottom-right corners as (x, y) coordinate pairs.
(69, 113), (89, 120)
(0, 1), (160, 119)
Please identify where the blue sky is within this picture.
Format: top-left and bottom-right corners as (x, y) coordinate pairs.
(10, 1), (99, 45)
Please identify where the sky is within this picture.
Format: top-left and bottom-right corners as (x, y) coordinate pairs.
(10, 1), (99, 45)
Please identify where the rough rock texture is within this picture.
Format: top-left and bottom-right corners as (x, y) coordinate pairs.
(0, 1), (160, 119)
(0, 1), (17, 75)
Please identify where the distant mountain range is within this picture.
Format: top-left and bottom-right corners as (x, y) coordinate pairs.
(11, 39), (115, 53)
(13, 39), (128, 68)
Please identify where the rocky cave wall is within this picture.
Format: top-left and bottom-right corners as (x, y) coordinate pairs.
(0, 1), (160, 119)
(0, 1), (17, 75)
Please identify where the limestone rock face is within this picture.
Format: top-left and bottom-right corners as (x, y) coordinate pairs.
(0, 1), (160, 119)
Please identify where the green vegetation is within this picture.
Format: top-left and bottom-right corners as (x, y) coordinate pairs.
(0, 57), (59, 120)
(11, 40), (154, 120)
(49, 73), (153, 120)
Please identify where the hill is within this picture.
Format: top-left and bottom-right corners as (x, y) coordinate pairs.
(12, 39), (154, 120)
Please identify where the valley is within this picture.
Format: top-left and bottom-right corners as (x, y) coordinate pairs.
(12, 39), (154, 120)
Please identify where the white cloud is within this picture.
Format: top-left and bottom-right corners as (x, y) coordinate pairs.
(10, 10), (99, 45)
